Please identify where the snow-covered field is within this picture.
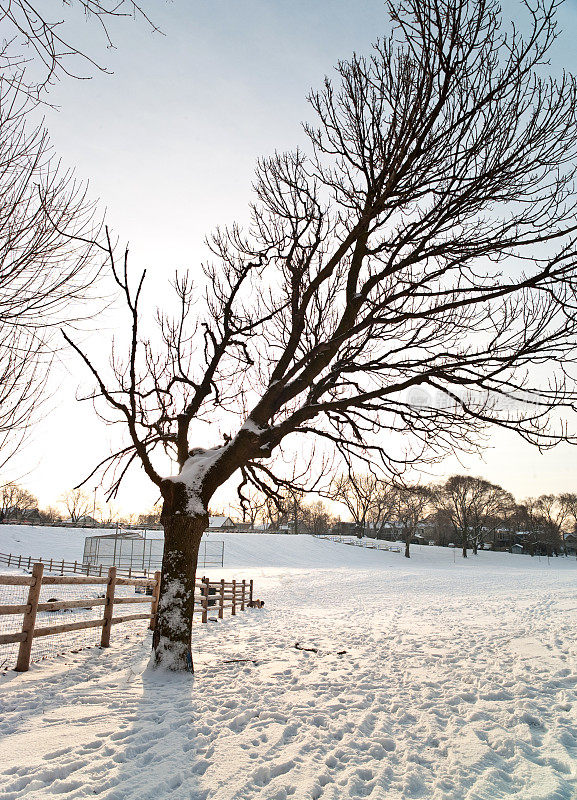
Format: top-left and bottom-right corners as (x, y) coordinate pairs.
(0, 527), (576, 799)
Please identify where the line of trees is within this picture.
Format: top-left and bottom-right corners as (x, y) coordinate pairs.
(230, 473), (577, 560)
(0, 482), (158, 527)
(324, 473), (577, 559)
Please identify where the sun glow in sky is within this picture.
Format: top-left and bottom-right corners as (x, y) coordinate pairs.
(5, 0), (577, 516)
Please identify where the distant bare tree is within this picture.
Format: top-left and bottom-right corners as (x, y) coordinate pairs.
(369, 482), (399, 540)
(231, 488), (268, 530)
(301, 500), (333, 536)
(38, 505), (63, 524)
(560, 493), (577, 552)
(470, 484), (516, 554)
(137, 503), (162, 527)
(396, 485), (431, 559)
(69, 0), (577, 670)
(436, 476), (514, 556)
(61, 488), (93, 523)
(523, 494), (567, 555)
(330, 473), (381, 535)
(0, 482), (37, 522)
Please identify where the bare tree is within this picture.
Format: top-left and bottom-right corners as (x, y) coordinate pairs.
(396, 485), (431, 559)
(560, 493), (577, 553)
(301, 500), (333, 536)
(329, 473), (381, 535)
(138, 503), (162, 527)
(436, 475), (514, 556)
(469, 483), (515, 554)
(0, 1), (158, 468)
(38, 505), (63, 524)
(61, 488), (93, 523)
(69, 0), (577, 670)
(368, 482), (399, 540)
(231, 488), (268, 530)
(523, 494), (567, 555)
(0, 93), (104, 468)
(0, 482), (37, 522)
(0, 2), (156, 99)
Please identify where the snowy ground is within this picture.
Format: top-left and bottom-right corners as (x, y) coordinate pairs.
(0, 529), (576, 799)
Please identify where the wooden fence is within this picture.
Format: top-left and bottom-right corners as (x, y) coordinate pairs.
(0, 565), (256, 671)
(197, 576), (254, 623)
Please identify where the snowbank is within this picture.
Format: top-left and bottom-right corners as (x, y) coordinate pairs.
(2, 524), (575, 577)
(0, 525), (89, 562)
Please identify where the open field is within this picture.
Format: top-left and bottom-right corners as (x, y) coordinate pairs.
(0, 528), (576, 799)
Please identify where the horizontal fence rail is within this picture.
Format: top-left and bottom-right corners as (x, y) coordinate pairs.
(0, 550), (155, 578)
(0, 564), (257, 671)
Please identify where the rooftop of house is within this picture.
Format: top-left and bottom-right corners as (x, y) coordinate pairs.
(208, 516), (236, 529)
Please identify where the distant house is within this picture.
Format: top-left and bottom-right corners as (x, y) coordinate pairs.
(564, 532), (577, 556)
(492, 528), (513, 549)
(331, 521), (363, 537)
(207, 516), (236, 531)
(231, 521), (252, 532)
(233, 522), (269, 533)
(511, 543), (525, 554)
(65, 515), (99, 527)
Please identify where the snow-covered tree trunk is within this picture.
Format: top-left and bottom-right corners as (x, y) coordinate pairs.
(151, 480), (209, 672)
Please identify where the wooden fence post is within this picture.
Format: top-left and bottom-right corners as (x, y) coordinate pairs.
(100, 567), (117, 647)
(232, 579), (236, 616)
(219, 579), (225, 619)
(249, 579), (254, 606)
(149, 571), (161, 631)
(241, 580), (246, 611)
(15, 562), (44, 672)
(201, 577), (209, 623)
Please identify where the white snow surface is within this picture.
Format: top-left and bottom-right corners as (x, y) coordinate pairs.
(1, 531), (577, 799)
(0, 525), (90, 562)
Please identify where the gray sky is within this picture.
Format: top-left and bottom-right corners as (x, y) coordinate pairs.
(9, 0), (577, 516)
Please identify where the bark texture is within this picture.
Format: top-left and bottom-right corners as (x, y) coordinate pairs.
(151, 481), (208, 672)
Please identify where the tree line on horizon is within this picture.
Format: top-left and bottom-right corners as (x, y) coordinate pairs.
(2, 474), (576, 563)
(238, 475), (577, 559)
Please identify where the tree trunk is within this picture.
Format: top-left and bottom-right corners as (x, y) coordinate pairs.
(472, 539), (478, 555)
(462, 539), (468, 558)
(404, 536), (410, 558)
(151, 509), (208, 672)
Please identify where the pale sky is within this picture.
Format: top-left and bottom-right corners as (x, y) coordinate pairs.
(5, 0), (577, 516)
